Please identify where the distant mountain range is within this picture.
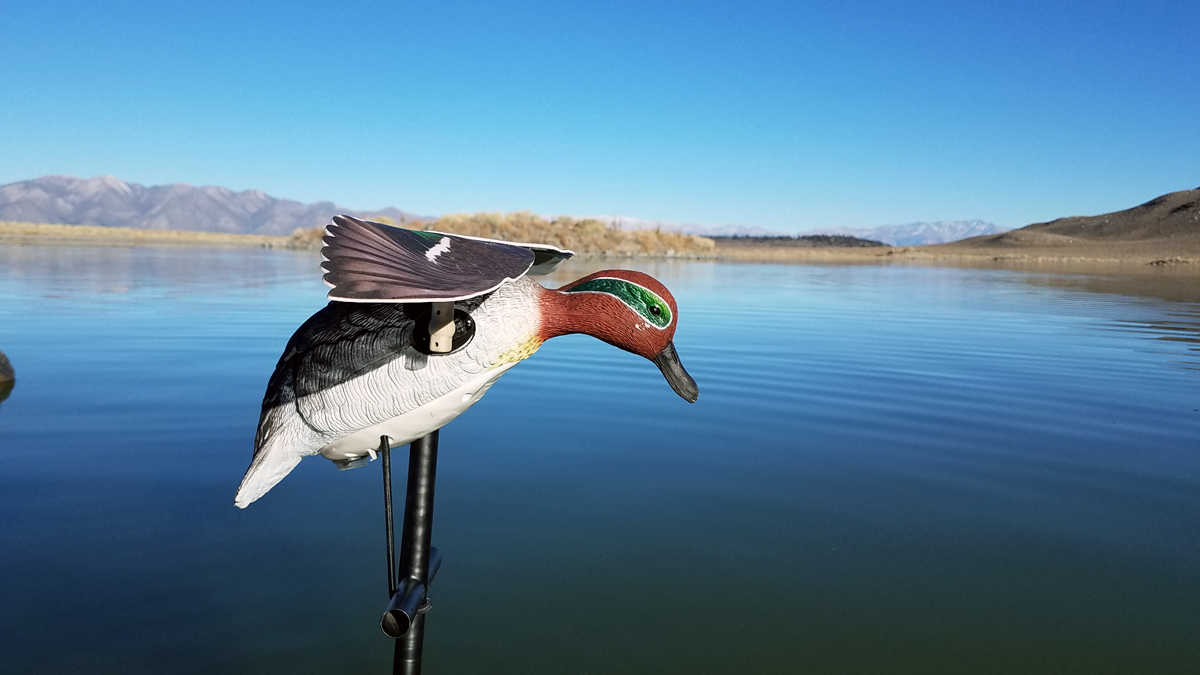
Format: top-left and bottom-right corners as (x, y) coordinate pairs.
(1, 174), (1014, 246)
(0, 175), (429, 236)
(808, 220), (1008, 246)
(593, 215), (778, 238)
(596, 214), (1005, 245)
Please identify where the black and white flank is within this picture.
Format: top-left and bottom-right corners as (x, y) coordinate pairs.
(234, 216), (572, 508)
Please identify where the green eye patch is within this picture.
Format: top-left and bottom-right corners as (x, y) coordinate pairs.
(565, 277), (672, 328)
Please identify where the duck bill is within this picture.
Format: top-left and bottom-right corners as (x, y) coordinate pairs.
(651, 341), (699, 403)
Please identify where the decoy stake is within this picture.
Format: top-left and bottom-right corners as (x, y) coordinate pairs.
(380, 431), (442, 675)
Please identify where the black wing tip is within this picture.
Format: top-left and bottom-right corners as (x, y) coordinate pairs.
(331, 214), (419, 230)
(330, 214), (402, 234)
(330, 214), (360, 229)
(323, 215), (395, 254)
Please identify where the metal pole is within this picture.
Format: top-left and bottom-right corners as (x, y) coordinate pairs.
(381, 436), (396, 598)
(395, 613), (427, 675)
(392, 430), (439, 675)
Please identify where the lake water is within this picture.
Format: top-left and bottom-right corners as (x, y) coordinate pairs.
(1, 245), (1198, 674)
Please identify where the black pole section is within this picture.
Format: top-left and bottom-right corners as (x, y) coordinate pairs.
(381, 436), (396, 598)
(393, 430), (439, 675)
(396, 613), (427, 675)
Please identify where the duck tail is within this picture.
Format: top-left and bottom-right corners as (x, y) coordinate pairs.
(234, 412), (308, 508)
(234, 454), (302, 509)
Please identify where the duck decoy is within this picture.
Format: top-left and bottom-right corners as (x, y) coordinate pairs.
(235, 215), (698, 507)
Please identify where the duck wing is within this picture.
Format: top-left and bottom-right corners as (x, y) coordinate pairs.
(425, 230), (574, 275)
(323, 215), (562, 303)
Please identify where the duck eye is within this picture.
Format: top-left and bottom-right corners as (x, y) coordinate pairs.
(649, 305), (661, 316)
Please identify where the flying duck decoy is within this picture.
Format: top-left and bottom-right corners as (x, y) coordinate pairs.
(234, 215), (698, 508)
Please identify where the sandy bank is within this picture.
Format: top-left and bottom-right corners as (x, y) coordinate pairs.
(0, 221), (301, 249)
(0, 221), (716, 259)
(715, 237), (1200, 272)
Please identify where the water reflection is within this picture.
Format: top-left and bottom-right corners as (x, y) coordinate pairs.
(1, 246), (1198, 674)
(1012, 264), (1200, 304)
(0, 242), (318, 298)
(1003, 269), (1200, 368)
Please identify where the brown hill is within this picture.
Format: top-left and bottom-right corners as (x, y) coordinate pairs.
(718, 187), (1200, 267)
(945, 186), (1200, 251)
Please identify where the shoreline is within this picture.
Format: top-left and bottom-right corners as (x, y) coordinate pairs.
(714, 240), (1200, 272)
(0, 221), (717, 260)
(5, 221), (1199, 274)
(0, 221), (305, 249)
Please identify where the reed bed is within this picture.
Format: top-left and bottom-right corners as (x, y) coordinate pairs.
(426, 212), (715, 257)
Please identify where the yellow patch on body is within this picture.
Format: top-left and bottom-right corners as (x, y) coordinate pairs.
(492, 335), (544, 366)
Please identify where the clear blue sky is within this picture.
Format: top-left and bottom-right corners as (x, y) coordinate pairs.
(2, 0), (1197, 232)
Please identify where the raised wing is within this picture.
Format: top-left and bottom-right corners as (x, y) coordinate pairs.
(427, 230), (575, 275)
(322, 216), (536, 302)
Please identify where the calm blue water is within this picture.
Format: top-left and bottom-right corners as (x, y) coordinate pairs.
(1, 245), (1198, 674)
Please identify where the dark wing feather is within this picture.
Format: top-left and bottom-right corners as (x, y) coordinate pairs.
(427, 229), (574, 275)
(528, 248), (572, 275)
(258, 303), (413, 414)
(322, 215), (536, 302)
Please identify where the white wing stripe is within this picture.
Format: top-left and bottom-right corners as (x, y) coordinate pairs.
(425, 236), (452, 262)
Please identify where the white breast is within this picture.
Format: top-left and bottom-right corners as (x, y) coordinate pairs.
(287, 276), (542, 459)
(318, 361), (518, 462)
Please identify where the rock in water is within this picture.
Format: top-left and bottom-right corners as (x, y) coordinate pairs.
(0, 351), (13, 381)
(0, 350), (13, 404)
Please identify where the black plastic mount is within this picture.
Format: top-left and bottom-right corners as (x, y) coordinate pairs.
(405, 305), (475, 355)
(379, 432), (442, 675)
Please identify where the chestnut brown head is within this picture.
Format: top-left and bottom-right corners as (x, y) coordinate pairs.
(548, 270), (698, 403)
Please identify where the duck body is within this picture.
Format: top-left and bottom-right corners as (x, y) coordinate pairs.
(237, 276), (543, 507)
(235, 216), (697, 508)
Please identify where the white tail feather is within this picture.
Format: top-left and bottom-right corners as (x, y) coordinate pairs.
(234, 440), (305, 508)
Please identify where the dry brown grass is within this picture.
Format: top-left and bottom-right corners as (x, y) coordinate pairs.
(286, 212), (717, 256)
(1, 215), (716, 258)
(0, 221), (301, 248)
(426, 211), (716, 257)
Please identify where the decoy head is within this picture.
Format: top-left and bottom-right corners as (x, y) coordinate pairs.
(545, 270), (698, 403)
